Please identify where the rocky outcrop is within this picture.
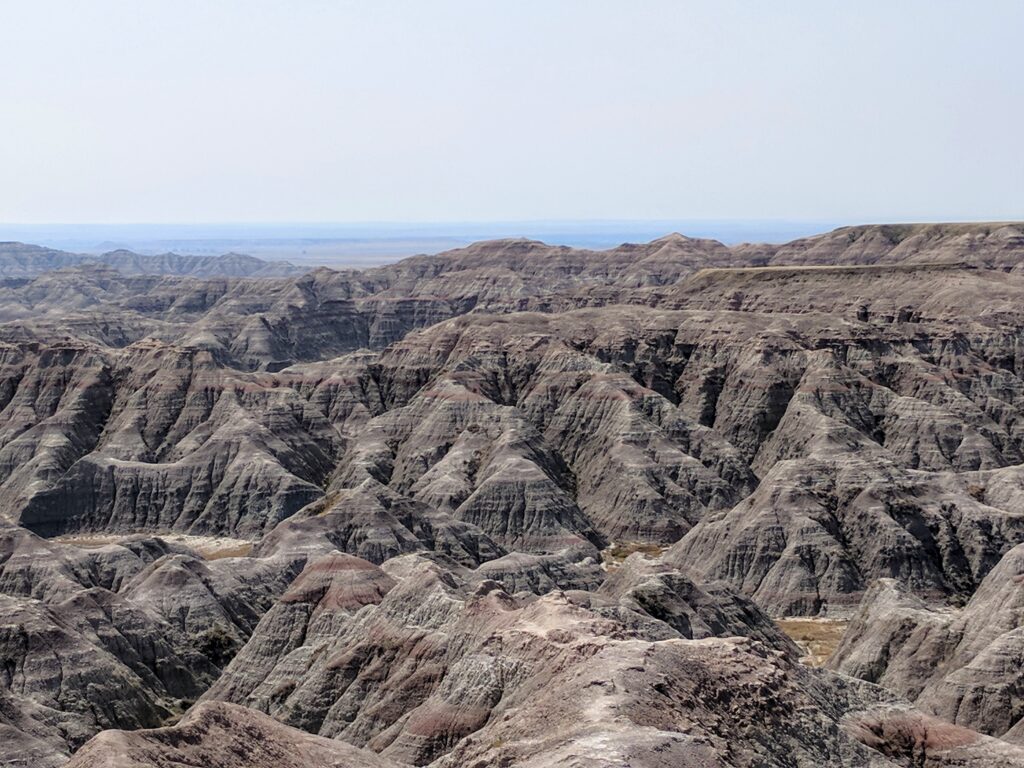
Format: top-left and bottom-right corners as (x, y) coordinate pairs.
(826, 579), (957, 696)
(63, 701), (402, 768)
(666, 456), (1024, 615)
(0, 524), (308, 759)
(1, 342), (369, 539)
(202, 549), (900, 767)
(831, 544), (1024, 742)
(431, 635), (900, 768)
(598, 554), (800, 652)
(0, 688), (79, 768)
(845, 707), (1024, 767)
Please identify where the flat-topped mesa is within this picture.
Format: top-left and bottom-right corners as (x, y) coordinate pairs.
(660, 255), (1019, 322)
(762, 221), (1024, 270)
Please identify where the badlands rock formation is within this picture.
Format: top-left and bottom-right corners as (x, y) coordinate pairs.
(0, 241), (304, 278)
(63, 702), (402, 768)
(0, 222), (1022, 766)
(831, 542), (1024, 744)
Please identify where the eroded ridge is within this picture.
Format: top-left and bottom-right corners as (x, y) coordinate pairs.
(1, 223), (1024, 767)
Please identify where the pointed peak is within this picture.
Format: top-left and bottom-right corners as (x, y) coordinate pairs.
(651, 232), (691, 244)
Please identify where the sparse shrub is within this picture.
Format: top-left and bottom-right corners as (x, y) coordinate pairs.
(196, 625), (238, 667)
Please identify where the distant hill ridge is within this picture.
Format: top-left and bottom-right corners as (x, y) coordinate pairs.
(0, 220), (1021, 281)
(0, 241), (304, 278)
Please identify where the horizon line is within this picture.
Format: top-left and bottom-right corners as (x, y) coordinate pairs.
(1, 216), (1021, 228)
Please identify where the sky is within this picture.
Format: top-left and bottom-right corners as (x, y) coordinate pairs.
(2, 1), (1022, 225)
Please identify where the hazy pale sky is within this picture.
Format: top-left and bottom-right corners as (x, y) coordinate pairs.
(2, 1), (1022, 224)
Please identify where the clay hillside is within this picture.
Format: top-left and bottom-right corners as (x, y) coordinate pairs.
(3, 222), (1024, 768)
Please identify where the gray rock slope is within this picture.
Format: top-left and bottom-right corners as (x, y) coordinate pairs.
(3, 279), (1024, 613)
(198, 549), (896, 766)
(830, 543), (1024, 743)
(63, 701), (402, 768)
(80, 547), (1024, 767)
(0, 524), (308, 761)
(0, 223), (1022, 766)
